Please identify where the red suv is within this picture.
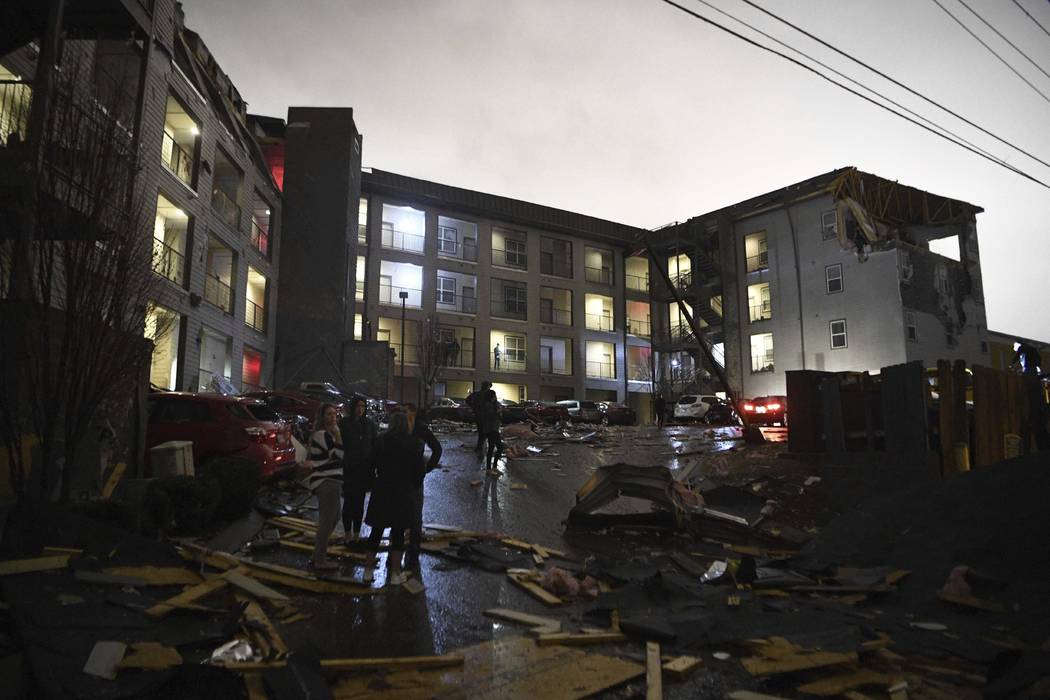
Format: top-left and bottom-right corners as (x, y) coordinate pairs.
(146, 393), (296, 478)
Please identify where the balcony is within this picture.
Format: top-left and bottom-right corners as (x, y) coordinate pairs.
(540, 254), (572, 278)
(586, 361), (615, 379)
(751, 351), (774, 373)
(540, 306), (572, 326)
(379, 283), (422, 309)
(493, 355), (527, 373)
(625, 271), (649, 292)
(389, 343), (420, 366)
(746, 249), (769, 274)
(585, 313), (613, 332)
(152, 237), (184, 285)
(585, 266), (612, 285)
(212, 188), (241, 230)
(381, 225), (425, 254)
(162, 131), (193, 186)
(250, 219), (269, 257)
(749, 299), (772, 323)
(492, 246), (527, 270)
(627, 318), (651, 338)
(445, 345), (475, 369)
(491, 299), (527, 321)
(245, 298), (266, 333)
(436, 291), (478, 314)
(670, 269), (693, 291)
(358, 224), (367, 248)
(204, 275), (232, 313)
(0, 79), (31, 147)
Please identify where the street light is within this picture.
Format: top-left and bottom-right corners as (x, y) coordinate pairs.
(399, 290), (409, 404)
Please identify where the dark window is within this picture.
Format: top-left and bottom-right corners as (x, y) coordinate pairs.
(505, 285), (527, 314)
(830, 319), (847, 349)
(226, 403), (255, 420)
(826, 264), (843, 294)
(246, 403), (281, 422)
(149, 399), (212, 423)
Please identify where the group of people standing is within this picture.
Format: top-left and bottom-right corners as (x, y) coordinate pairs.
(466, 381), (504, 474)
(300, 398), (441, 586)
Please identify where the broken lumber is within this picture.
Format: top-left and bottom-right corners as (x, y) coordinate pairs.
(100, 461), (127, 500)
(646, 641), (663, 700)
(220, 654), (464, 672)
(0, 555), (70, 576)
(101, 565), (202, 586)
(507, 571), (562, 607)
(223, 569), (289, 602)
(536, 631), (626, 646)
(484, 608), (562, 633)
(936, 590), (1006, 613)
(796, 669), (896, 696)
(117, 642), (183, 670)
(236, 594), (288, 658)
(662, 655), (702, 679)
(741, 650), (858, 676)
(146, 577), (228, 617)
(278, 539), (367, 561)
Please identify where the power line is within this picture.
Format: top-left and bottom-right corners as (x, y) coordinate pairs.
(736, 0), (1050, 172)
(690, 0), (1008, 171)
(929, 0), (1050, 105)
(957, 0), (1050, 83)
(1012, 0), (1050, 40)
(654, 0), (1050, 189)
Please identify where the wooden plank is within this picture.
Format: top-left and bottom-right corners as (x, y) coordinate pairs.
(0, 555), (69, 576)
(146, 577), (228, 617)
(937, 590), (1006, 613)
(222, 654), (465, 672)
(244, 674), (266, 700)
(100, 461), (127, 500)
(236, 594), (288, 658)
(101, 566), (202, 586)
(484, 608), (562, 632)
(507, 572), (562, 607)
(223, 569), (290, 602)
(536, 632), (626, 647)
(117, 642), (183, 670)
(973, 365), (1002, 467)
(646, 642), (662, 700)
(741, 651), (858, 676)
(42, 546), (83, 556)
(796, 669), (894, 696)
(662, 655), (702, 679)
(243, 566), (377, 596)
(279, 539), (368, 561)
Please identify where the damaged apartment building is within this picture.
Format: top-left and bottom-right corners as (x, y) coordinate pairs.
(647, 167), (988, 399)
(0, 0), (282, 395)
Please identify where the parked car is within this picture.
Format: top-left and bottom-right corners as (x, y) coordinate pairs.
(521, 400), (570, 424)
(146, 393), (296, 478)
(556, 400), (604, 423)
(701, 397), (739, 425)
(498, 399), (530, 424)
(425, 397), (474, 422)
(741, 395), (787, 426)
(599, 401), (637, 425)
(673, 394), (721, 421)
(241, 390), (341, 440)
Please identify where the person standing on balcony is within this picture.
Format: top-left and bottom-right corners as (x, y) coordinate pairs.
(302, 403), (344, 571)
(493, 343), (502, 369)
(466, 380), (492, 456)
(339, 397), (376, 543)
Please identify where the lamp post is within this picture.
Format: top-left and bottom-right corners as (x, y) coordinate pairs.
(399, 290), (409, 404)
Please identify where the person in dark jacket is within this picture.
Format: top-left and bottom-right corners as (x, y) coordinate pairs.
(465, 380), (492, 456)
(362, 412), (419, 586)
(654, 393), (666, 429)
(339, 396), (377, 542)
(479, 390), (503, 474)
(403, 403), (442, 570)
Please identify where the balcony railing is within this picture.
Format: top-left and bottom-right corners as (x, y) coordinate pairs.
(625, 272), (649, 292)
(204, 275), (232, 313)
(390, 343), (420, 366)
(250, 219), (270, 257)
(356, 281), (364, 302)
(585, 266), (612, 285)
(379, 283), (422, 308)
(749, 299), (772, 323)
(381, 226), (425, 254)
(751, 351), (774, 373)
(627, 318), (651, 338)
(670, 269), (693, 290)
(358, 224), (367, 248)
(212, 188), (241, 230)
(628, 364), (650, 382)
(445, 347), (475, 368)
(586, 361), (615, 379)
(0, 80), (31, 148)
(436, 292), (478, 314)
(585, 313), (614, 332)
(492, 247), (527, 269)
(162, 131), (193, 186)
(492, 355), (526, 372)
(541, 255), (573, 278)
(540, 306), (572, 326)
(746, 250), (769, 273)
(491, 299), (527, 321)
(540, 360), (571, 376)
(245, 298), (266, 333)
(152, 238), (184, 285)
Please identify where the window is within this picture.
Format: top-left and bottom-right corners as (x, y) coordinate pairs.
(945, 319), (957, 347)
(980, 340), (988, 353)
(750, 333), (774, 373)
(821, 210), (837, 240)
(438, 226), (458, 254)
(899, 249), (913, 282)
(747, 282), (772, 322)
(744, 232), (768, 273)
(936, 264), (951, 295)
(825, 264), (843, 294)
(506, 238), (527, 267)
(540, 237), (573, 278)
(162, 94), (199, 188)
(905, 311), (917, 342)
(437, 276), (456, 304)
(505, 285), (527, 315)
(505, 335), (526, 364)
(830, 319), (847, 349)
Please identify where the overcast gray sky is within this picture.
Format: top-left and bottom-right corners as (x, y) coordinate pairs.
(183, 0), (1049, 340)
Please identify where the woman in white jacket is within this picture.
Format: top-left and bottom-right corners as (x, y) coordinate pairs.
(303, 403), (344, 570)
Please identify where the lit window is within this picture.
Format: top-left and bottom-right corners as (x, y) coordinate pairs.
(826, 264), (843, 294)
(744, 232), (768, 273)
(750, 333), (774, 373)
(505, 335), (526, 364)
(821, 210), (837, 240)
(830, 319), (847, 349)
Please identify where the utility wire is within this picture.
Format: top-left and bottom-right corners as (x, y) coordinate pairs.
(655, 0), (1050, 189)
(690, 0), (1007, 171)
(736, 0), (1050, 172)
(957, 0), (1050, 83)
(1012, 0), (1050, 40)
(929, 0), (1050, 104)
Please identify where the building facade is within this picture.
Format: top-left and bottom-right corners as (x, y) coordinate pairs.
(648, 167), (990, 399)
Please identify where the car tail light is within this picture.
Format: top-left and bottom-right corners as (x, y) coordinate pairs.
(766, 402), (781, 411)
(245, 426), (277, 443)
(743, 403), (755, 412)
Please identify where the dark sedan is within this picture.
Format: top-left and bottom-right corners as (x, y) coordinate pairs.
(425, 397), (474, 422)
(520, 400), (570, 424)
(741, 395), (787, 427)
(498, 399), (530, 424)
(599, 401), (637, 425)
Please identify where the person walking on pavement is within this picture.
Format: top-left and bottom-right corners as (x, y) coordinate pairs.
(465, 380), (492, 456)
(480, 390), (504, 475)
(654, 393), (666, 429)
(403, 403), (442, 570)
(302, 404), (344, 571)
(362, 412), (418, 586)
(339, 396), (377, 543)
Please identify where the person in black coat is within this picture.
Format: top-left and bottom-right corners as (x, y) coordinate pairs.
(362, 412), (419, 586)
(465, 380), (492, 455)
(339, 396), (377, 542)
(403, 403), (442, 569)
